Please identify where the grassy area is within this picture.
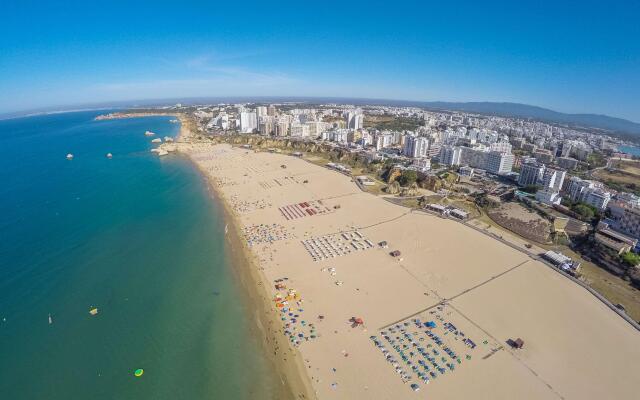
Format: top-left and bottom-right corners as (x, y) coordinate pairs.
(593, 165), (640, 195)
(364, 115), (423, 131)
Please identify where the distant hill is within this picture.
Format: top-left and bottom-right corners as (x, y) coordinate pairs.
(418, 101), (640, 136)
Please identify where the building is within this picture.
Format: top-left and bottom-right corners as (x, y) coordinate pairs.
(290, 122), (310, 137)
(541, 168), (566, 192)
(486, 151), (514, 174)
(565, 176), (611, 210)
(403, 136), (429, 158)
(267, 105), (277, 116)
(557, 157), (579, 170)
(489, 141), (513, 154)
(258, 116), (274, 136)
(256, 106), (268, 117)
(275, 119), (290, 136)
(535, 189), (562, 205)
(439, 145), (462, 166)
(412, 158), (431, 172)
(582, 188), (612, 211)
(518, 161), (545, 186)
(345, 111), (364, 130)
(607, 194), (640, 239)
(239, 112), (257, 133)
(533, 149), (554, 164)
(375, 133), (393, 151)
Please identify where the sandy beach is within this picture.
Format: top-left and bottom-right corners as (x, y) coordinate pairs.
(166, 121), (640, 399)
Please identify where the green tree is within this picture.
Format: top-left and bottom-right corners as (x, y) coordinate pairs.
(398, 170), (418, 186)
(621, 251), (640, 267)
(572, 203), (595, 220)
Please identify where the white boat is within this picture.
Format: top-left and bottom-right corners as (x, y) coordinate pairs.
(144, 130), (155, 136)
(48, 313), (53, 324)
(106, 153), (113, 159)
(151, 138), (162, 143)
(66, 153), (74, 160)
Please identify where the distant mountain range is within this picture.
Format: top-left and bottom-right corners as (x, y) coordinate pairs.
(416, 101), (640, 136)
(2, 97), (639, 138)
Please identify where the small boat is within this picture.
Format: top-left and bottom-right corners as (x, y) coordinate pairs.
(151, 138), (162, 143)
(48, 313), (53, 324)
(225, 224), (229, 235)
(66, 153), (74, 160)
(106, 153), (113, 159)
(144, 131), (155, 136)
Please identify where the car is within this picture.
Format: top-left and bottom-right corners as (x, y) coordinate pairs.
(410, 383), (420, 392)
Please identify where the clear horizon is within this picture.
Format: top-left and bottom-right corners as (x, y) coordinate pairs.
(2, 1), (639, 121)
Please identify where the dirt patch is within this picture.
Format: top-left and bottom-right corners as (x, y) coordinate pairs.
(487, 202), (551, 243)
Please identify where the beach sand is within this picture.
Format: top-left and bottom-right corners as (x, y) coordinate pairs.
(169, 123), (639, 399)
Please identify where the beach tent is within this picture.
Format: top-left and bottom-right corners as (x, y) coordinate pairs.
(425, 321), (437, 328)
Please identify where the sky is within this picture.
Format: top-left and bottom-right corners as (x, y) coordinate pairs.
(1, 0), (639, 121)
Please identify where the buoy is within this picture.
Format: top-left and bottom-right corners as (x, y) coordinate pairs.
(134, 368), (144, 377)
(66, 153), (74, 160)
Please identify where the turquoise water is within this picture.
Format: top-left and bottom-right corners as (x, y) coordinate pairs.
(0, 112), (278, 399)
(618, 145), (640, 157)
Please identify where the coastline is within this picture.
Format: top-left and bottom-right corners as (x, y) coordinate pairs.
(176, 114), (316, 400)
(99, 111), (640, 400)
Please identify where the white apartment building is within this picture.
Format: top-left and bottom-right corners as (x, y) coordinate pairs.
(412, 158), (431, 172)
(607, 193), (640, 239)
(256, 106), (268, 117)
(345, 111), (364, 130)
(239, 112), (257, 133)
(290, 122), (310, 137)
(518, 162), (545, 186)
(536, 189), (562, 205)
(541, 168), (566, 192)
(565, 176), (611, 210)
(439, 145), (462, 166)
(486, 151), (514, 174)
(375, 133), (393, 151)
(403, 136), (429, 158)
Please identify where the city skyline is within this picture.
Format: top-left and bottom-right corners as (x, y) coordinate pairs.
(2, 1), (639, 121)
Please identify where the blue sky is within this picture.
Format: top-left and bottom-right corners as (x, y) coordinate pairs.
(1, 1), (639, 121)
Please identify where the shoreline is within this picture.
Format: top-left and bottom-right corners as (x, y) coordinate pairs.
(176, 114), (316, 400)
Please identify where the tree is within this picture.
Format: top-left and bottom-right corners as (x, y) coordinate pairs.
(621, 251), (640, 268)
(398, 170), (418, 186)
(572, 203), (595, 220)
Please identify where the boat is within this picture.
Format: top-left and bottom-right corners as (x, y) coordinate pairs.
(225, 224), (229, 234)
(144, 130), (155, 136)
(48, 313), (52, 324)
(106, 153), (113, 159)
(151, 138), (162, 143)
(66, 153), (74, 160)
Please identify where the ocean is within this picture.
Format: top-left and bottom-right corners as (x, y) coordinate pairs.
(618, 145), (640, 157)
(0, 112), (279, 399)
